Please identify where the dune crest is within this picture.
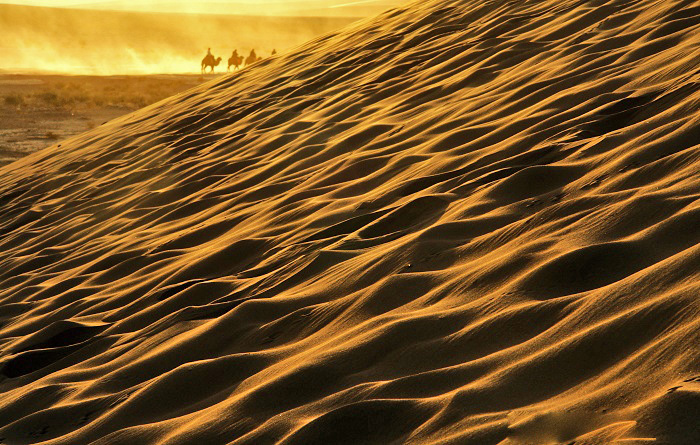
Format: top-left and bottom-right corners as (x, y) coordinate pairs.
(2, 0), (700, 443)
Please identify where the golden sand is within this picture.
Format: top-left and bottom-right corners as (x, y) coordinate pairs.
(1, 0), (700, 443)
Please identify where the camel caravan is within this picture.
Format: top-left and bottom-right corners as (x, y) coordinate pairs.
(201, 48), (276, 74)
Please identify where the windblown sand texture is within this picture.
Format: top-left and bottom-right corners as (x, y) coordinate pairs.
(2, 0), (700, 443)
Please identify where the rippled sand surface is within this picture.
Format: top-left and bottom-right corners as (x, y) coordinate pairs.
(2, 0), (700, 443)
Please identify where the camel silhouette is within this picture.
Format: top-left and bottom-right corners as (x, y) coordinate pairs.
(201, 54), (222, 74)
(228, 51), (243, 71)
(245, 50), (258, 67)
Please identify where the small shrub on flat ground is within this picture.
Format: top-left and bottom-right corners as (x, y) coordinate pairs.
(4, 95), (24, 106)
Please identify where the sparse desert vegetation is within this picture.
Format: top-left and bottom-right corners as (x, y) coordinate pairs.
(0, 74), (207, 165)
(2, 75), (203, 112)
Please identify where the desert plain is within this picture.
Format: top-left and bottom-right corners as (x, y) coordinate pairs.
(0, 74), (208, 166)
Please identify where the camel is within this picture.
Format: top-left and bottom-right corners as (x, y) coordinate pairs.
(201, 54), (222, 74)
(245, 50), (258, 67)
(228, 52), (243, 71)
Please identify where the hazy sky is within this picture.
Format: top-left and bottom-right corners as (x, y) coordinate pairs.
(2, 0), (402, 74)
(0, 0), (403, 16)
(0, 0), (393, 7)
(2, 1), (285, 4)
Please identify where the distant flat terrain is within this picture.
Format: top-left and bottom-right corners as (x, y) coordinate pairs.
(0, 74), (210, 166)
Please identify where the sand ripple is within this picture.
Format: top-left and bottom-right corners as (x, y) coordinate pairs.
(2, 0), (700, 443)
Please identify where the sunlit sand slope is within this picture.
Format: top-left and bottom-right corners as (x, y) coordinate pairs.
(2, 0), (700, 443)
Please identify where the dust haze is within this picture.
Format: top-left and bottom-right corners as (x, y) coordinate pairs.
(1, 4), (359, 75)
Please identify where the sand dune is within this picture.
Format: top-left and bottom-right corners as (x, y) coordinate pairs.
(2, 0), (700, 443)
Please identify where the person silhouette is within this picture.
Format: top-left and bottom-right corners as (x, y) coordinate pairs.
(272, 49), (277, 56)
(207, 48), (213, 57)
(244, 49), (259, 67)
(228, 49), (242, 71)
